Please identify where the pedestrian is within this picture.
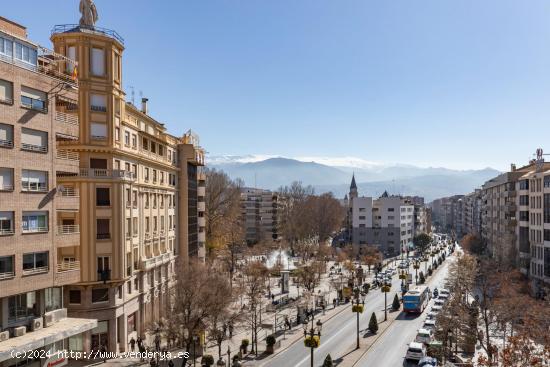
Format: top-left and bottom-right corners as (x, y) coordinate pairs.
(223, 323), (227, 337)
(150, 357), (156, 367)
(129, 337), (136, 352)
(333, 298), (336, 309)
(137, 336), (143, 349)
(168, 360), (174, 367)
(139, 345), (145, 362)
(228, 322), (234, 338)
(154, 334), (161, 352)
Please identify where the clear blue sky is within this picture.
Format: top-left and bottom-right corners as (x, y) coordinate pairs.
(4, 0), (550, 170)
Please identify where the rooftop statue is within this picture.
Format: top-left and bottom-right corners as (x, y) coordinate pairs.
(79, 0), (99, 27)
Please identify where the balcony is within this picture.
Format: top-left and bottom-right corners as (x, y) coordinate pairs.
(141, 252), (172, 271)
(56, 224), (80, 247)
(55, 111), (79, 138)
(21, 143), (47, 153)
(0, 183), (13, 191)
(197, 201), (205, 212)
(21, 96), (48, 113)
(55, 260), (80, 285)
(57, 169), (136, 181)
(0, 271), (15, 280)
(198, 217), (206, 227)
(57, 188), (79, 210)
(22, 266), (49, 276)
(0, 228), (14, 236)
(21, 182), (48, 193)
(52, 23), (124, 44)
(0, 138), (13, 149)
(197, 186), (206, 197)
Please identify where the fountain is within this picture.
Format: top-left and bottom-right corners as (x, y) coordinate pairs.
(266, 248), (296, 294)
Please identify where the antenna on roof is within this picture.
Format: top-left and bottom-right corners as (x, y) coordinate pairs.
(127, 85), (135, 105)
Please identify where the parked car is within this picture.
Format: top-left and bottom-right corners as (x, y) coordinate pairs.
(431, 305), (443, 313)
(439, 289), (450, 297)
(438, 293), (449, 301)
(405, 342), (427, 361)
(434, 299), (445, 307)
(415, 328), (434, 344)
(423, 319), (436, 330)
(418, 356), (438, 366)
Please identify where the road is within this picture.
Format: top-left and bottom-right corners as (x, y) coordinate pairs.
(356, 252), (454, 367)
(261, 256), (441, 367)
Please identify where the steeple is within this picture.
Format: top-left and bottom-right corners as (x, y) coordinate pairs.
(350, 173), (357, 190)
(349, 173), (358, 200)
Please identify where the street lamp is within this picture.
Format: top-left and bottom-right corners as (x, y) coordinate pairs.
(381, 282), (391, 321)
(352, 290), (366, 349)
(227, 346), (231, 367)
(413, 259), (420, 285)
(303, 317), (323, 367)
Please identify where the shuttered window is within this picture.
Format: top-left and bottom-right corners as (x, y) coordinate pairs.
(21, 128), (47, 152)
(90, 123), (107, 140)
(0, 123), (13, 148)
(0, 79), (13, 103)
(91, 48), (105, 76)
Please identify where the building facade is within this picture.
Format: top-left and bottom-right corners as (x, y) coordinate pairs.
(45, 17), (205, 353)
(0, 17), (97, 367)
(241, 188), (280, 245)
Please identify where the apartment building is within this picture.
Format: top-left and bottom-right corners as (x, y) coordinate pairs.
(462, 190), (482, 236)
(351, 191), (414, 257)
(241, 188), (280, 245)
(516, 167), (550, 291)
(0, 17), (97, 367)
(47, 18), (205, 353)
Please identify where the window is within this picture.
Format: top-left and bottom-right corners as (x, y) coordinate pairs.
(144, 167), (149, 182)
(66, 45), (77, 71)
(388, 208), (394, 212)
(90, 94), (107, 112)
(21, 127), (47, 152)
(142, 137), (148, 150)
(115, 127), (120, 141)
(22, 251), (49, 273)
(132, 190), (137, 207)
(0, 123), (13, 148)
(91, 122), (107, 140)
(153, 170), (157, 183)
(0, 255), (14, 277)
(114, 53), (121, 81)
(45, 287), (62, 312)
(126, 188), (131, 206)
(91, 48), (105, 76)
(0, 37), (13, 59)
(519, 195), (529, 206)
(97, 256), (110, 273)
(145, 217), (150, 232)
(153, 216), (158, 231)
(125, 218), (131, 237)
(69, 290), (81, 304)
(90, 158), (108, 169)
(14, 41), (37, 65)
(151, 142), (157, 154)
(21, 169), (48, 191)
(0, 79), (13, 104)
(160, 172), (164, 184)
(160, 215), (165, 231)
(158, 145), (164, 156)
(131, 134), (137, 148)
(0, 167), (13, 191)
(22, 211), (48, 233)
(520, 180), (529, 190)
(133, 217), (138, 235)
(0, 211), (14, 235)
(96, 188), (110, 206)
(124, 131), (130, 146)
(91, 288), (109, 303)
(545, 194), (550, 224)
(8, 291), (37, 322)
(21, 86), (47, 112)
(96, 219), (110, 239)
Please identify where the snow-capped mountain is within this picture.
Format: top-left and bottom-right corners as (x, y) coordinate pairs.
(207, 155), (500, 201)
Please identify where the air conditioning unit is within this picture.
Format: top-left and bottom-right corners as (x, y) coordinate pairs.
(14, 326), (26, 337)
(0, 331), (9, 342)
(31, 318), (43, 331)
(44, 312), (54, 327)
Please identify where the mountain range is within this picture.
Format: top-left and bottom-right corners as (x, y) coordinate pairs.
(208, 155), (500, 202)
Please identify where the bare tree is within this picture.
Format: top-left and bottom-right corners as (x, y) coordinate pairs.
(205, 168), (243, 255)
(242, 261), (268, 356)
(278, 182), (315, 255)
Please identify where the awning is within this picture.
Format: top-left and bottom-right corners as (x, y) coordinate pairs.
(0, 318), (97, 362)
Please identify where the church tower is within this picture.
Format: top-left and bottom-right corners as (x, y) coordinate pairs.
(349, 173), (358, 200)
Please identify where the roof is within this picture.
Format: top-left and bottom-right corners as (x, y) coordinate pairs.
(350, 174), (357, 190)
(409, 342), (424, 349)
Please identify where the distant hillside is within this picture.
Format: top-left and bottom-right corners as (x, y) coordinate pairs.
(209, 156), (500, 201)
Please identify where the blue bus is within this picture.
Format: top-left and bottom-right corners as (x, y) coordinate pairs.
(403, 286), (430, 313)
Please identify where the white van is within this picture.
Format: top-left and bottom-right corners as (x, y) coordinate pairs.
(415, 328), (433, 344)
(406, 342), (427, 361)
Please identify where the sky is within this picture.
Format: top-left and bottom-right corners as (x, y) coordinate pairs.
(4, 0), (550, 170)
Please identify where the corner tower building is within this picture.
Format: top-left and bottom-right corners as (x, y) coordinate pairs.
(50, 20), (205, 353)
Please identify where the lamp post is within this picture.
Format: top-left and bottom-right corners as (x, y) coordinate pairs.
(381, 281), (391, 321)
(352, 290), (366, 349)
(227, 346), (231, 367)
(303, 317), (322, 367)
(192, 335), (199, 367)
(413, 259), (420, 285)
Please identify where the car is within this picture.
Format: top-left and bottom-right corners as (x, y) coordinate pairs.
(439, 289), (450, 296)
(438, 293), (449, 301)
(415, 328), (434, 344)
(418, 356), (439, 366)
(426, 311), (438, 320)
(423, 319), (436, 330)
(434, 299), (445, 306)
(431, 305), (443, 313)
(405, 342), (427, 361)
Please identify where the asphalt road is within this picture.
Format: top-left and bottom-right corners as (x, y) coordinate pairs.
(261, 256), (442, 367)
(356, 252), (454, 367)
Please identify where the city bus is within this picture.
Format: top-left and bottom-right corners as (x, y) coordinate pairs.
(403, 286), (430, 313)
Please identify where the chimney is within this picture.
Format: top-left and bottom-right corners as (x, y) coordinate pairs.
(511, 163), (516, 172)
(141, 98), (149, 115)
